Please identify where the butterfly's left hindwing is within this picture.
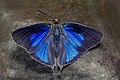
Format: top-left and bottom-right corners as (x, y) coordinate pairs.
(12, 23), (55, 66)
(58, 23), (103, 66)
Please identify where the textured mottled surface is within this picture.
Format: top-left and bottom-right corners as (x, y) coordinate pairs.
(0, 0), (120, 80)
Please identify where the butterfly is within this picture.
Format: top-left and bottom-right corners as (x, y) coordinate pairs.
(12, 8), (103, 75)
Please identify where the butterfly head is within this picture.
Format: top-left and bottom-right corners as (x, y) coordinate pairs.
(52, 19), (61, 24)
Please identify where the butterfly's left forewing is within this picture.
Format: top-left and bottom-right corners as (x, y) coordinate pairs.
(12, 23), (55, 67)
(58, 23), (103, 66)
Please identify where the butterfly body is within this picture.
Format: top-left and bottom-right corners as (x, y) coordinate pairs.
(12, 19), (103, 75)
(44, 23), (67, 75)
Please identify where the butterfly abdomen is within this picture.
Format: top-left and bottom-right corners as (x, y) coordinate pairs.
(51, 25), (62, 58)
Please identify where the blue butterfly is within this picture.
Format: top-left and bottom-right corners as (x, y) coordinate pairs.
(12, 9), (103, 75)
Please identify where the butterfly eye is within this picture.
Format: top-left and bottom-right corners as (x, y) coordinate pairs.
(52, 19), (55, 22)
(58, 19), (61, 22)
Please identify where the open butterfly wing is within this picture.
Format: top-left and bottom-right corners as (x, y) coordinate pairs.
(12, 23), (55, 66)
(58, 22), (103, 66)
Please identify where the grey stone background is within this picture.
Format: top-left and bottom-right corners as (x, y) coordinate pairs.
(0, 0), (120, 80)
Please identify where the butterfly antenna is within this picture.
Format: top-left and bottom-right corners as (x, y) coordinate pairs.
(36, 9), (54, 19)
(59, 5), (73, 19)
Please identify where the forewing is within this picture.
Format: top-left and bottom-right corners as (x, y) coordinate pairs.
(12, 23), (55, 66)
(58, 22), (103, 66)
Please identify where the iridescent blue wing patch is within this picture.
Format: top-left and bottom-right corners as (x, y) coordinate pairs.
(58, 22), (103, 66)
(12, 23), (55, 66)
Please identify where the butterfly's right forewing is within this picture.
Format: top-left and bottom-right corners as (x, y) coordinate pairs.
(58, 23), (103, 67)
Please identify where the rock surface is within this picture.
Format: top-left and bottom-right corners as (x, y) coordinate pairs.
(0, 0), (120, 80)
